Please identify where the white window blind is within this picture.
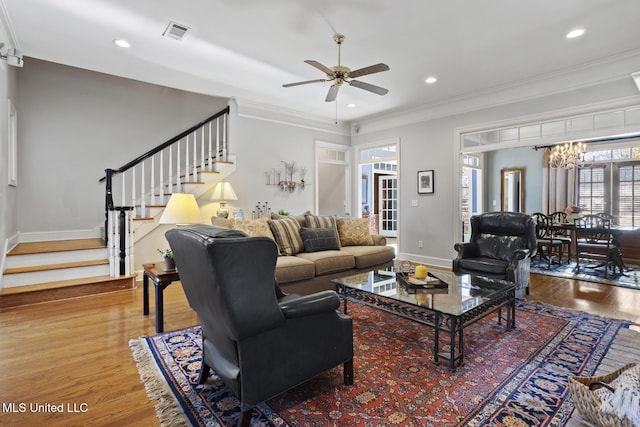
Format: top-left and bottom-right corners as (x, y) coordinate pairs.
(616, 163), (640, 227)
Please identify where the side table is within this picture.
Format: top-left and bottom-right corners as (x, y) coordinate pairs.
(142, 262), (180, 333)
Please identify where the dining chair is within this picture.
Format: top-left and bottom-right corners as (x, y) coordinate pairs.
(595, 212), (615, 225)
(532, 212), (563, 268)
(549, 211), (572, 261)
(574, 215), (619, 278)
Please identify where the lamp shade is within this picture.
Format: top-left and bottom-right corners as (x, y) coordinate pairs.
(211, 181), (238, 202)
(159, 193), (203, 225)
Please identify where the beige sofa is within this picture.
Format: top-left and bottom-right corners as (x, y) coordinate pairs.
(212, 213), (395, 295)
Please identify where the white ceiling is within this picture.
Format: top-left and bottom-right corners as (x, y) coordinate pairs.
(3, 0), (640, 124)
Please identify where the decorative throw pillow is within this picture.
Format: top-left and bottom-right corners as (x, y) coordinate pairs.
(337, 218), (373, 246)
(211, 217), (235, 228)
(300, 227), (341, 252)
(304, 214), (336, 229)
(270, 210), (310, 227)
(268, 217), (304, 256)
(233, 218), (275, 241)
(304, 214), (341, 248)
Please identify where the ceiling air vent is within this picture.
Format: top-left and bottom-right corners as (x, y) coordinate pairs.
(162, 21), (191, 40)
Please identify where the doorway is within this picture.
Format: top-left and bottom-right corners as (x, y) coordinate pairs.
(461, 154), (483, 241)
(316, 142), (350, 216)
(357, 140), (399, 238)
(379, 176), (398, 237)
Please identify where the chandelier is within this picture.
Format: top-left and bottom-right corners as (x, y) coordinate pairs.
(548, 141), (586, 169)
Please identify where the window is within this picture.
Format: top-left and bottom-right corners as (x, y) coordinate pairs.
(577, 142), (640, 226)
(614, 163), (640, 227)
(578, 166), (607, 214)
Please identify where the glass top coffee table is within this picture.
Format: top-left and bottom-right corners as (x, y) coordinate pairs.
(331, 268), (516, 371)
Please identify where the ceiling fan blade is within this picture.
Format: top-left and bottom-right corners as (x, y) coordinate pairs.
(305, 60), (335, 76)
(325, 84), (339, 102)
(348, 63), (390, 79)
(349, 80), (389, 96)
(282, 78), (328, 88)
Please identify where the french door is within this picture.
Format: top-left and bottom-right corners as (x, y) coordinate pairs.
(379, 176), (398, 237)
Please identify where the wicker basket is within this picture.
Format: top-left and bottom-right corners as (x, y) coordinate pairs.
(568, 363), (637, 427)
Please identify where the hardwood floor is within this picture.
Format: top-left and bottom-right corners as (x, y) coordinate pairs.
(0, 273), (637, 426)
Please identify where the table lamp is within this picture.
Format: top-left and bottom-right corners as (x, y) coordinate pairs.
(211, 181), (238, 218)
(159, 193), (203, 225)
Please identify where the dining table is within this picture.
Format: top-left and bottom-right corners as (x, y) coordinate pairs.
(552, 221), (639, 275)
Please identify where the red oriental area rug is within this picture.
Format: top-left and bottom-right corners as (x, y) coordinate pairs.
(130, 300), (627, 426)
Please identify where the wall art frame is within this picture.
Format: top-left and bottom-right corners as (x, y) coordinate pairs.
(417, 170), (434, 194)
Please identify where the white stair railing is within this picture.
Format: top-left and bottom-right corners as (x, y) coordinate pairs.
(101, 106), (230, 277)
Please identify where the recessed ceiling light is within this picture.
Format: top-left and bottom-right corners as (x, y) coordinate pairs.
(425, 76), (437, 84)
(566, 28), (585, 39)
(347, 103), (356, 108)
(113, 39), (131, 48)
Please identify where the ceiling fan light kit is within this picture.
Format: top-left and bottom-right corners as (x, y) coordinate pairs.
(283, 34), (390, 102)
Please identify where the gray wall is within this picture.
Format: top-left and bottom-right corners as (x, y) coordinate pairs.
(352, 78), (640, 267)
(0, 62), (18, 257)
(228, 113), (349, 218)
(13, 58), (349, 239)
(8, 56), (640, 271)
(484, 147), (544, 214)
(16, 58), (228, 234)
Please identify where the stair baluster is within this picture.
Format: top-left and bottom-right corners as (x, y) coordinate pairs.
(100, 106), (231, 277)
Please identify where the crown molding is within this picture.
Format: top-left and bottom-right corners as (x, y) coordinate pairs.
(353, 49), (640, 135)
(234, 98), (351, 136)
(0, 0), (18, 49)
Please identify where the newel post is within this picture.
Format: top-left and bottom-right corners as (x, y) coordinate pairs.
(104, 168), (115, 243)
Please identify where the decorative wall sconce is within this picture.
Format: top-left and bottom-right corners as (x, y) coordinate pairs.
(265, 161), (307, 192)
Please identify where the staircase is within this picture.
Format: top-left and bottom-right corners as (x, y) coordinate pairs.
(0, 239), (136, 309)
(1, 106), (233, 309)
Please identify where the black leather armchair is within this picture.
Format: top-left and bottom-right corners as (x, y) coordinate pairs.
(453, 212), (537, 297)
(166, 225), (354, 427)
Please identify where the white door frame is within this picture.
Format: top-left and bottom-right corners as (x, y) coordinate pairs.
(378, 175), (398, 237)
(315, 141), (351, 215)
(354, 138), (400, 239)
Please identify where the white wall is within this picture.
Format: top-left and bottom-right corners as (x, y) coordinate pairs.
(16, 58), (228, 235)
(352, 78), (640, 268)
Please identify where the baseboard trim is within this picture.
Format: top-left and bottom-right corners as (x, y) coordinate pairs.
(18, 229), (102, 243)
(397, 252), (450, 269)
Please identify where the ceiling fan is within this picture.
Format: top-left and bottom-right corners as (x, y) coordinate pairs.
(283, 34), (390, 102)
